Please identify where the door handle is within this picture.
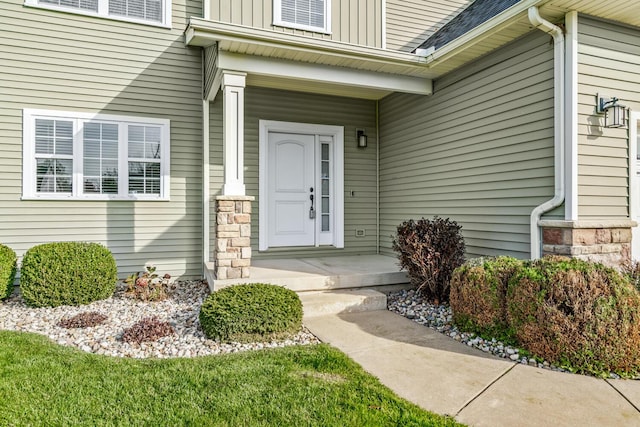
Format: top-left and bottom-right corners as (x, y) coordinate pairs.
(309, 188), (315, 219)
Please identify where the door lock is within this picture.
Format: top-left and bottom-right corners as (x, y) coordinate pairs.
(309, 188), (316, 219)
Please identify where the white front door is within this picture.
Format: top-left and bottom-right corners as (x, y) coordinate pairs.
(267, 132), (316, 247)
(259, 120), (344, 251)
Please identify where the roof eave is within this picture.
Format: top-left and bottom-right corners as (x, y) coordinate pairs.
(423, 0), (549, 70)
(185, 18), (433, 74)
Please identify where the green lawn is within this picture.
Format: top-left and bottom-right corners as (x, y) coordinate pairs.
(0, 331), (462, 426)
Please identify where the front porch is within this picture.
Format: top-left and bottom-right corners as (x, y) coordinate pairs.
(205, 254), (409, 292)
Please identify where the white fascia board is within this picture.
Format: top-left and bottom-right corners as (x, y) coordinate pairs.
(425, 0), (548, 67)
(186, 19), (424, 67)
(218, 51), (432, 96)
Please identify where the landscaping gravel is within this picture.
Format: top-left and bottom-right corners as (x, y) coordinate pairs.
(0, 280), (319, 359)
(387, 289), (580, 375)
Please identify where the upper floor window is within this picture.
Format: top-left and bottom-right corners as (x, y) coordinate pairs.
(273, 0), (331, 34)
(24, 0), (171, 27)
(23, 109), (170, 201)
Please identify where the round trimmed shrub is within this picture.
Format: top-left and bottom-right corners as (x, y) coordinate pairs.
(20, 242), (117, 308)
(450, 256), (522, 340)
(0, 244), (17, 300)
(507, 256), (640, 376)
(199, 283), (303, 343)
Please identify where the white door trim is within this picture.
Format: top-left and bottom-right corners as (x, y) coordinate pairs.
(630, 110), (639, 260)
(259, 120), (344, 251)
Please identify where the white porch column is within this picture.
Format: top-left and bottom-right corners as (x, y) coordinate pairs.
(222, 70), (247, 196)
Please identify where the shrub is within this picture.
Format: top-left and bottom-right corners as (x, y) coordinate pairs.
(392, 217), (465, 303)
(199, 283), (303, 343)
(0, 244), (17, 300)
(450, 256), (522, 340)
(121, 317), (175, 344)
(621, 259), (640, 292)
(507, 256), (640, 376)
(57, 312), (108, 329)
(20, 242), (117, 308)
(124, 265), (171, 302)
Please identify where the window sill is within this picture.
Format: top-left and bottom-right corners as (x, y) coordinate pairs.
(272, 20), (331, 35)
(23, 1), (172, 29)
(22, 195), (170, 202)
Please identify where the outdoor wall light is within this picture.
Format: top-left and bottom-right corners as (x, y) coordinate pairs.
(357, 129), (367, 148)
(597, 94), (627, 128)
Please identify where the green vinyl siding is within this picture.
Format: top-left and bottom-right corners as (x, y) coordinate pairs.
(209, 87), (378, 259)
(385, 0), (470, 52)
(577, 16), (640, 219)
(209, 0), (382, 48)
(0, 0), (204, 278)
(379, 31), (555, 259)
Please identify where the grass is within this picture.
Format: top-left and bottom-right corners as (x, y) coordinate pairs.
(0, 331), (462, 426)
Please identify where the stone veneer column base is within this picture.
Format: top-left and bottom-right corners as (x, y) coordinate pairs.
(540, 220), (637, 268)
(214, 195), (254, 280)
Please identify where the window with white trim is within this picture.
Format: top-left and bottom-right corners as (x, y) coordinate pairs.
(24, 0), (170, 27)
(273, 0), (330, 34)
(23, 109), (170, 200)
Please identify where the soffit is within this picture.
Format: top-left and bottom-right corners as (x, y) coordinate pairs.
(186, 19), (437, 79)
(539, 0), (640, 27)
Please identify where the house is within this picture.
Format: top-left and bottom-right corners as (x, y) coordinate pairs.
(2, 0), (640, 287)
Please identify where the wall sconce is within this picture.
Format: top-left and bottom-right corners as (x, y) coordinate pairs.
(597, 94), (627, 128)
(357, 129), (367, 148)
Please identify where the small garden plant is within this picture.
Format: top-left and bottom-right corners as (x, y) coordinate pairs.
(124, 265), (171, 302)
(392, 217), (465, 303)
(20, 242), (117, 308)
(57, 312), (108, 329)
(199, 283), (303, 343)
(0, 244), (17, 300)
(451, 255), (640, 377)
(121, 317), (175, 344)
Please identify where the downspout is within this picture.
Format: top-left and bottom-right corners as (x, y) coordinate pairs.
(203, 98), (210, 269)
(528, 6), (565, 259)
(376, 100), (380, 254)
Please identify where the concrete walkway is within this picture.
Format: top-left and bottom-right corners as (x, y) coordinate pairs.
(304, 310), (640, 426)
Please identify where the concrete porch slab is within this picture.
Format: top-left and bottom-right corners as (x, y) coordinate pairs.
(208, 254), (408, 292)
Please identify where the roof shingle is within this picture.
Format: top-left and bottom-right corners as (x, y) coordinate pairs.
(415, 0), (522, 52)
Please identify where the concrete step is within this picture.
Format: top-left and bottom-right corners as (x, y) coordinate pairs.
(299, 288), (387, 318)
(205, 255), (409, 293)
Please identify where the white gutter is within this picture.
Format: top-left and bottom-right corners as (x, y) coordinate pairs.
(528, 6), (565, 259)
(426, 0), (543, 67)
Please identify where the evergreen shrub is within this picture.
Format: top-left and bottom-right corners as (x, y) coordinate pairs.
(0, 244), (17, 300)
(20, 242), (117, 308)
(450, 256), (522, 340)
(507, 256), (640, 376)
(199, 283), (303, 343)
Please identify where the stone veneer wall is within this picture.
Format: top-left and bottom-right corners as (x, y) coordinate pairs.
(540, 220), (636, 267)
(214, 196), (254, 280)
